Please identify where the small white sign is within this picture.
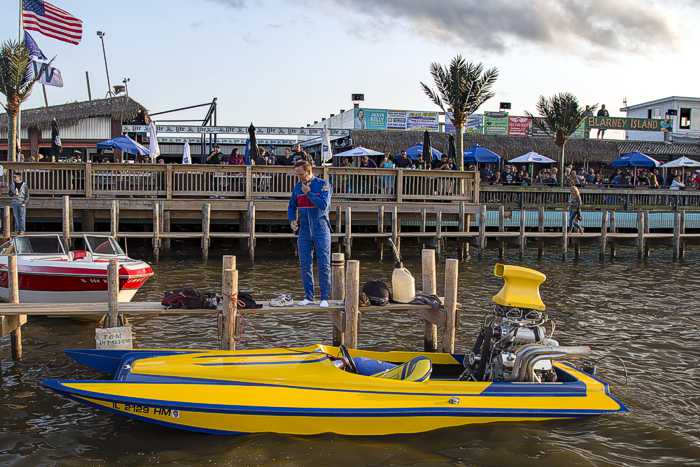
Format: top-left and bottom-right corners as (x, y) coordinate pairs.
(95, 326), (133, 350)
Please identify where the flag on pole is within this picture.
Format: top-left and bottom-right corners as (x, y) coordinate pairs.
(148, 121), (160, 162)
(321, 126), (333, 164)
(22, 0), (83, 45)
(23, 31), (63, 87)
(182, 141), (192, 165)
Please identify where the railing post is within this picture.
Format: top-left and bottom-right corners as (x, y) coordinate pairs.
(441, 258), (459, 354)
(221, 256), (238, 350)
(165, 164), (173, 200)
(84, 161), (93, 198)
(421, 249), (437, 352)
(107, 258), (120, 328)
(245, 166), (253, 200)
(8, 255), (24, 361)
(396, 169), (404, 203)
(331, 252), (345, 346)
(343, 260), (360, 349)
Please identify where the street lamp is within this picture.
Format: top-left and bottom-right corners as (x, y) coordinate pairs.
(122, 77), (130, 97)
(96, 31), (113, 97)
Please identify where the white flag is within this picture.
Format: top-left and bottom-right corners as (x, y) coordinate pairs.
(148, 121), (160, 161)
(321, 126), (333, 164)
(182, 141), (192, 165)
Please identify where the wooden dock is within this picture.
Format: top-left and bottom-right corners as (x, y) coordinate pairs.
(0, 251), (460, 362)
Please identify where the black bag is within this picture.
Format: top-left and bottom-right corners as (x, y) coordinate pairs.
(362, 280), (391, 306)
(237, 292), (262, 309)
(162, 288), (220, 309)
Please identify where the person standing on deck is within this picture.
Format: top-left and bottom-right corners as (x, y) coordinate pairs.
(568, 182), (583, 233)
(288, 160), (332, 307)
(9, 173), (29, 235)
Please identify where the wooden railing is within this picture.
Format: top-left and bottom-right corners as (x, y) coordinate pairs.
(480, 185), (700, 209)
(0, 163), (479, 203)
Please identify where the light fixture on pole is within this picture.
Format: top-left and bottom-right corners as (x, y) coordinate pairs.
(96, 31), (113, 97)
(122, 77), (130, 97)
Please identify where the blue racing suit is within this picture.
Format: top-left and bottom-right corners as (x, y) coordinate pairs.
(288, 176), (332, 301)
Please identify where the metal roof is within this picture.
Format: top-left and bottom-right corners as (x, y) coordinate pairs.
(620, 96), (700, 112)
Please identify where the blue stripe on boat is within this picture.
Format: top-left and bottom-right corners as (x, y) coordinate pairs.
(42, 379), (623, 418)
(193, 352), (320, 359)
(196, 356), (329, 366)
(480, 381), (587, 397)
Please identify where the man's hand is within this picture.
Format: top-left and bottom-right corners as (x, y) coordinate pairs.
(301, 183), (311, 194)
(290, 220), (298, 232)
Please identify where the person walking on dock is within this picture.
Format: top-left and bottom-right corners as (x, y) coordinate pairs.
(568, 183), (583, 233)
(288, 160), (332, 307)
(9, 173), (29, 235)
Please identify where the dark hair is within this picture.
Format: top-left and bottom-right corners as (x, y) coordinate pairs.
(231, 148), (238, 155)
(294, 160), (312, 172)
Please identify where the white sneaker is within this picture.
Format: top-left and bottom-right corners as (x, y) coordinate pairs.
(297, 299), (314, 306)
(319, 300), (329, 308)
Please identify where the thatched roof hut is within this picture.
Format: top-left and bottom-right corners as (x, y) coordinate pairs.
(350, 130), (700, 164)
(0, 96), (145, 130)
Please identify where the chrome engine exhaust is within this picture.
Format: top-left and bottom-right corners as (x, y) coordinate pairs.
(511, 345), (591, 382)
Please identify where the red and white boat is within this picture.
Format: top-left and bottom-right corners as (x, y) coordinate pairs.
(0, 234), (153, 303)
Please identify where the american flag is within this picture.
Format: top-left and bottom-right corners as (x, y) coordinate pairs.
(22, 0), (83, 45)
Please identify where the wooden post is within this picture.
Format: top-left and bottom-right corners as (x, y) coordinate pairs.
(3, 206), (11, 240)
(673, 211), (681, 260)
(537, 206), (545, 258)
(248, 201), (256, 262)
(561, 211), (569, 260)
(441, 258), (459, 354)
(62, 195), (71, 245)
(377, 205), (385, 261)
(478, 204), (487, 257)
(343, 260), (360, 348)
(609, 210), (617, 259)
(221, 259), (238, 350)
(344, 206), (352, 258)
(335, 205), (342, 253)
(107, 258), (119, 328)
(458, 201), (466, 259)
(391, 206), (399, 257)
(84, 162), (93, 198)
(420, 207), (427, 251)
(643, 210), (650, 257)
(435, 211), (443, 257)
(152, 202), (161, 263)
(8, 255), (23, 361)
(110, 200), (119, 238)
(244, 166), (252, 201)
(421, 249), (437, 352)
(680, 210), (686, 259)
(165, 164), (173, 200)
(637, 210), (645, 259)
(519, 208), (526, 258)
(600, 210), (609, 262)
(498, 205), (505, 258)
(396, 169), (404, 203)
(331, 252), (345, 346)
(162, 208), (171, 252)
(202, 203), (211, 261)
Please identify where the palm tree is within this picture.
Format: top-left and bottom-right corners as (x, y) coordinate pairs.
(526, 93), (596, 187)
(421, 55), (498, 171)
(0, 40), (39, 161)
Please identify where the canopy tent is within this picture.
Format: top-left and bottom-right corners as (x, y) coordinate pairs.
(611, 151), (660, 168)
(333, 146), (384, 158)
(660, 156), (700, 168)
(509, 151), (555, 164)
(405, 143), (442, 160)
(97, 135), (150, 156)
(464, 144), (502, 164)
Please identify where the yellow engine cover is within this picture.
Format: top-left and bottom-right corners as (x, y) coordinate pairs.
(491, 263), (546, 311)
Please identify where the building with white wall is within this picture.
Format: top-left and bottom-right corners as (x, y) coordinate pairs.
(621, 96), (700, 143)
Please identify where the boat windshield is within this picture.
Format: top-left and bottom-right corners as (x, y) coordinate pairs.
(84, 236), (125, 256)
(14, 236), (66, 255)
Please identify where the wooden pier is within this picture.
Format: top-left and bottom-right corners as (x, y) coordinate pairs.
(0, 250), (460, 362)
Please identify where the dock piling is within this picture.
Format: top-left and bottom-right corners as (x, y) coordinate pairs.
(9, 255), (23, 361)
(600, 210), (609, 262)
(392, 206), (399, 257)
(335, 205), (342, 253)
(441, 258), (459, 354)
(537, 206), (545, 258)
(62, 195), (71, 246)
(202, 203), (211, 261)
(609, 211), (617, 259)
(331, 253), (345, 346)
(344, 206), (352, 259)
(107, 258), (119, 328)
(421, 249), (438, 352)
(637, 211), (645, 259)
(435, 211), (443, 257)
(3, 206), (11, 240)
(152, 202), (161, 263)
(248, 202), (256, 262)
(377, 205), (385, 261)
(221, 255), (238, 350)
(519, 208), (526, 258)
(344, 260), (360, 349)
(498, 205), (505, 258)
(478, 205), (487, 258)
(110, 200), (119, 238)
(562, 211), (569, 260)
(420, 207), (427, 251)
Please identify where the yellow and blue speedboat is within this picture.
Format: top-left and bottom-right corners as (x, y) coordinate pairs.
(43, 264), (627, 436)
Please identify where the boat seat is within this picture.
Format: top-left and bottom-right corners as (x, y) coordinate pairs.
(372, 356), (432, 382)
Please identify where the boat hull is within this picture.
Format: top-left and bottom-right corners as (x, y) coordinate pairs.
(44, 346), (627, 436)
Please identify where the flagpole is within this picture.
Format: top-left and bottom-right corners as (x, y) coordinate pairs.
(17, 0), (23, 160)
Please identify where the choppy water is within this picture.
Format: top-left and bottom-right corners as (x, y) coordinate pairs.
(1, 240), (699, 466)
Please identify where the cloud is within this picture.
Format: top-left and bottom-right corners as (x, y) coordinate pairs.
(206, 0), (247, 8)
(324, 0), (676, 55)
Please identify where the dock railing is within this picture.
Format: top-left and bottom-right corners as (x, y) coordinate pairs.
(0, 163), (479, 203)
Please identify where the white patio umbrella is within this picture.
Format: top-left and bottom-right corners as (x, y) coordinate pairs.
(148, 121), (160, 162)
(661, 156), (700, 185)
(509, 151), (556, 164)
(182, 141), (192, 165)
(333, 146), (384, 158)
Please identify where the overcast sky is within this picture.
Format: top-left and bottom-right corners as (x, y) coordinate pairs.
(0, 0), (695, 126)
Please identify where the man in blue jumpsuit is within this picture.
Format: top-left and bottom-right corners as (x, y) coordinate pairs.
(288, 160), (332, 307)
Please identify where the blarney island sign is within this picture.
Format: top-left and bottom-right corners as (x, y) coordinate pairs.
(586, 116), (664, 131)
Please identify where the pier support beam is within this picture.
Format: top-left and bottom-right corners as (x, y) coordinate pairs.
(498, 206), (505, 258)
(3, 206), (11, 240)
(335, 206), (342, 254)
(391, 206), (399, 257)
(561, 211), (569, 261)
(107, 259), (119, 328)
(478, 205), (487, 258)
(599, 210), (609, 262)
(421, 249), (438, 352)
(110, 200), (119, 238)
(537, 206), (545, 258)
(519, 208), (526, 258)
(8, 256), (24, 361)
(344, 206), (352, 259)
(331, 253), (345, 346)
(248, 202), (256, 263)
(152, 202), (161, 263)
(202, 203), (211, 261)
(441, 258), (459, 354)
(62, 195), (72, 246)
(609, 211), (617, 259)
(162, 208), (171, 253)
(377, 206), (385, 261)
(344, 260), (360, 349)
(673, 211), (682, 260)
(637, 211), (645, 259)
(435, 211), (443, 257)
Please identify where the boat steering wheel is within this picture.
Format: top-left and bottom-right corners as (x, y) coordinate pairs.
(338, 345), (357, 373)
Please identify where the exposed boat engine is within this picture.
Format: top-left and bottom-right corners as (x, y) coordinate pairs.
(461, 264), (590, 382)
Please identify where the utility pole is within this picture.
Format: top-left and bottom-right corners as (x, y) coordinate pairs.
(97, 31), (113, 97)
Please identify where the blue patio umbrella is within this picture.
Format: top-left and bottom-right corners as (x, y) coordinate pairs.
(405, 143), (442, 160)
(611, 151), (660, 168)
(96, 135), (150, 156)
(464, 144), (502, 164)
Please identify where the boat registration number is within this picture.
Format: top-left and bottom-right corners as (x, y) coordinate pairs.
(113, 402), (180, 418)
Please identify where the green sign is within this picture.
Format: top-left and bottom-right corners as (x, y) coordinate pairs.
(586, 116), (664, 131)
(571, 119), (588, 139)
(484, 112), (508, 135)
